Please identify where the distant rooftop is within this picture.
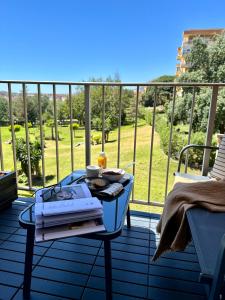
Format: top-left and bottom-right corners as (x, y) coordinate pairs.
(183, 28), (225, 36)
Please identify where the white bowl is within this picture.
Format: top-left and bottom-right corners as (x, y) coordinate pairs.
(86, 165), (100, 178)
(101, 168), (125, 182)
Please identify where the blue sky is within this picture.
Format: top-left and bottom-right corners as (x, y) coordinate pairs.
(0, 0), (225, 84)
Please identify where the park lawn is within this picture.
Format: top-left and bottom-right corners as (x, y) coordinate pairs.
(0, 122), (181, 214)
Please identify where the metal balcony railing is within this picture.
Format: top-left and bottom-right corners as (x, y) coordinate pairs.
(0, 80), (225, 207)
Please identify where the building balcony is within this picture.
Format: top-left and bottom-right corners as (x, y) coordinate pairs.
(0, 80), (224, 299)
(177, 47), (182, 55)
(179, 62), (191, 69)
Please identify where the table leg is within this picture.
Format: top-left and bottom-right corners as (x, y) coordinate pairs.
(126, 205), (131, 228)
(104, 240), (112, 300)
(23, 227), (35, 299)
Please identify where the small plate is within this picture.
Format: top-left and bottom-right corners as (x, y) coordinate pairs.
(85, 177), (110, 191)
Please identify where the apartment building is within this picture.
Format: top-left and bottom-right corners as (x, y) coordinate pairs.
(176, 28), (225, 77)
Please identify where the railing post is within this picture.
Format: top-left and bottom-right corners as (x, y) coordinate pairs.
(37, 84), (46, 187)
(22, 83), (32, 188)
(117, 86), (122, 168)
(202, 86), (219, 176)
(165, 86), (176, 198)
(101, 85), (105, 152)
(53, 84), (59, 182)
(132, 85), (139, 201)
(147, 86), (157, 203)
(84, 84), (91, 166)
(69, 84), (74, 172)
(0, 126), (4, 170)
(8, 83), (17, 174)
(185, 87), (196, 173)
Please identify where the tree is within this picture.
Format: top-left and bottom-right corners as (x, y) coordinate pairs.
(58, 101), (69, 125)
(68, 89), (85, 125)
(13, 93), (38, 124)
(170, 34), (225, 133)
(185, 37), (209, 75)
(0, 97), (9, 123)
(26, 96), (38, 124)
(192, 88), (225, 132)
(92, 117), (113, 142)
(167, 93), (193, 126)
(46, 119), (55, 140)
(66, 75), (134, 129)
(13, 92), (52, 125)
(141, 75), (175, 107)
(208, 34), (225, 82)
(178, 34), (225, 83)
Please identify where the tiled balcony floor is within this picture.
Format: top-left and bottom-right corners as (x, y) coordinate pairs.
(0, 198), (206, 300)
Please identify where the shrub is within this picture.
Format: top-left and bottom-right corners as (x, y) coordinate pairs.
(15, 138), (42, 177)
(156, 117), (187, 159)
(155, 115), (217, 168)
(91, 134), (102, 145)
(144, 109), (153, 126)
(144, 107), (165, 127)
(92, 117), (102, 131)
(18, 173), (28, 185)
(166, 93), (193, 126)
(92, 117), (112, 142)
(8, 124), (21, 132)
(137, 106), (146, 120)
(72, 123), (80, 138)
(44, 136), (53, 140)
(72, 123), (79, 130)
(188, 132), (217, 167)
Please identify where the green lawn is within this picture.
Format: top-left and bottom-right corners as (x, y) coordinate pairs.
(0, 122), (184, 214)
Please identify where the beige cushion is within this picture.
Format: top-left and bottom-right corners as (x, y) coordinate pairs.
(174, 172), (211, 185)
(210, 134), (225, 180)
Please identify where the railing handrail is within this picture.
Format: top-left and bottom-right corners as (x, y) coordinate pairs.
(1, 80), (225, 87)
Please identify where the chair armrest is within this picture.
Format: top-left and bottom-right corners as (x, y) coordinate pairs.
(177, 144), (219, 173)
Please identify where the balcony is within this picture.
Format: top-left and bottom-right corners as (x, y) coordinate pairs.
(177, 47), (182, 60)
(0, 80), (225, 299)
(180, 62), (191, 69)
(0, 198), (207, 300)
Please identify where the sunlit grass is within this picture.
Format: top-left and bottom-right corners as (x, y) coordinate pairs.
(0, 121), (186, 214)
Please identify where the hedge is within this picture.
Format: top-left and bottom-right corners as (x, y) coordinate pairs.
(145, 110), (217, 168)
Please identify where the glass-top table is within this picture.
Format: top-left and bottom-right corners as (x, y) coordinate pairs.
(19, 170), (133, 300)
